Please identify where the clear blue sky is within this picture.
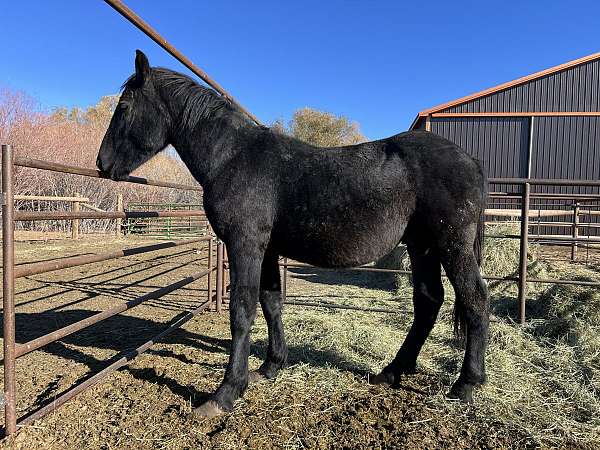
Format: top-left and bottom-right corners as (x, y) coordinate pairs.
(2, 1), (599, 139)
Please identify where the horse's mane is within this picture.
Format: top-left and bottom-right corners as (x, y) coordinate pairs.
(122, 68), (245, 131)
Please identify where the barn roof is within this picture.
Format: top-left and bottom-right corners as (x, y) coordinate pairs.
(410, 52), (600, 130)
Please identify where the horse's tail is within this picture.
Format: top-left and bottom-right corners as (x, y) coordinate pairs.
(453, 212), (485, 341)
(473, 213), (485, 267)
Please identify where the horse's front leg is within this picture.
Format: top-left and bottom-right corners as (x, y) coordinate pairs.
(194, 240), (264, 417)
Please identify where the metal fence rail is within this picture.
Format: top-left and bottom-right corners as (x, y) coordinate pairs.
(102, 0), (262, 126)
(0, 145), (227, 436)
(13, 210), (206, 221)
(125, 202), (209, 239)
(14, 156), (202, 192)
(13, 238), (205, 278)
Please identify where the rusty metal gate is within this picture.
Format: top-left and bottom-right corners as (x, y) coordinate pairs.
(1, 145), (229, 435)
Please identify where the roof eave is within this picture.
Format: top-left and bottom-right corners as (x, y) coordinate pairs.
(409, 114), (424, 130)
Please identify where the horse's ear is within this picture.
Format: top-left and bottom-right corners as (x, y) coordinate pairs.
(135, 50), (150, 85)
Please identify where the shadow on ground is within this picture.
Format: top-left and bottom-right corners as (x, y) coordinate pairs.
(288, 266), (397, 290)
(1, 305), (370, 416)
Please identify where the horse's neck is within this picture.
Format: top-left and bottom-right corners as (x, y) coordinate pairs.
(170, 109), (252, 187)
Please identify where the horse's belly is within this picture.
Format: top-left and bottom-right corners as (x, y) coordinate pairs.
(272, 210), (410, 268)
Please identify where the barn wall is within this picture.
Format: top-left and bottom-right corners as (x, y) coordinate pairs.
(530, 115), (600, 236)
(430, 117), (529, 185)
(430, 115), (600, 237)
(531, 116), (600, 190)
(441, 58), (600, 113)
(416, 56), (600, 237)
(430, 117), (526, 230)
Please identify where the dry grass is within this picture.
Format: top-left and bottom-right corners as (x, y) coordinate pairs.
(267, 225), (600, 448)
(3, 230), (600, 448)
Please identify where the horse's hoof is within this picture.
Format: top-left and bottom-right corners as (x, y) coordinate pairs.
(370, 371), (395, 387)
(447, 383), (474, 404)
(193, 400), (224, 418)
(248, 370), (267, 383)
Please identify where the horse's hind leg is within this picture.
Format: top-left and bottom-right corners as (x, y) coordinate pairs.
(249, 250), (287, 382)
(440, 235), (489, 403)
(372, 247), (444, 386)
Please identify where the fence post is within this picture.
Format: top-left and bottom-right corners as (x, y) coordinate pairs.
(518, 182), (531, 324)
(71, 192), (80, 239)
(2, 144), (17, 435)
(222, 246), (229, 301)
(216, 240), (224, 313)
(207, 237), (213, 308)
(571, 201), (579, 261)
(116, 193), (123, 237)
(282, 257), (288, 302)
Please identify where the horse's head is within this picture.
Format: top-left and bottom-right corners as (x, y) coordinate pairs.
(97, 50), (170, 180)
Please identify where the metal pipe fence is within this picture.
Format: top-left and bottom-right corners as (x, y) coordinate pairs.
(0, 145), (227, 436)
(102, 0), (262, 126)
(124, 202), (209, 239)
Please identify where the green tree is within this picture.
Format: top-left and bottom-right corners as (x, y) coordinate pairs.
(274, 107), (366, 147)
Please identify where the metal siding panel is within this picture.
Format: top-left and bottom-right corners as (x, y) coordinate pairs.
(557, 71), (565, 111)
(570, 67), (577, 110)
(544, 77), (556, 111)
(441, 59), (600, 113)
(516, 84), (524, 111)
(430, 117), (528, 181)
(590, 61), (596, 109)
(529, 80), (540, 111)
(567, 68), (575, 111)
(577, 64), (586, 111)
(530, 116), (600, 182)
(541, 76), (549, 111)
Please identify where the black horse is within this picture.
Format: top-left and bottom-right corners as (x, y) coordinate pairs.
(97, 51), (489, 417)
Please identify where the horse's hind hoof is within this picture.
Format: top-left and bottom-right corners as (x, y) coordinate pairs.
(193, 400), (224, 418)
(447, 382), (474, 404)
(370, 371), (395, 387)
(248, 370), (267, 384)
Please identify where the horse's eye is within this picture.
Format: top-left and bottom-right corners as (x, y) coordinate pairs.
(118, 103), (129, 111)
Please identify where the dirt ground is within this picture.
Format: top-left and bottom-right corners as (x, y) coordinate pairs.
(0, 235), (597, 449)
